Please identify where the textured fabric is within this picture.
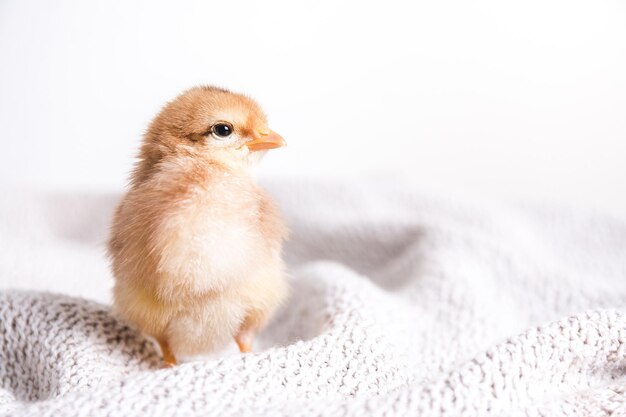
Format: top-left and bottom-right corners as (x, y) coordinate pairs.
(1, 180), (625, 416)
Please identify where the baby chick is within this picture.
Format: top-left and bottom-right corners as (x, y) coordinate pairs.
(108, 86), (288, 366)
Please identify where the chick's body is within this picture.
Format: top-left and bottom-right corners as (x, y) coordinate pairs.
(108, 87), (287, 365)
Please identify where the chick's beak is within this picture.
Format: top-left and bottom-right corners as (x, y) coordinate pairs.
(246, 129), (286, 152)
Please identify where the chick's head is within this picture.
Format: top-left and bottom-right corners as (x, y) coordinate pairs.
(138, 86), (285, 175)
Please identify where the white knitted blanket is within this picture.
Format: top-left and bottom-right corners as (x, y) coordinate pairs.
(1, 180), (625, 416)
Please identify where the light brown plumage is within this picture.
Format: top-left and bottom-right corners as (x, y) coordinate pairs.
(107, 86), (288, 366)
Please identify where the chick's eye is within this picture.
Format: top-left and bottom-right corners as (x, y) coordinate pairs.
(211, 123), (233, 138)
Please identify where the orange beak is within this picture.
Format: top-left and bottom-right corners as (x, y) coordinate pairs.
(246, 129), (286, 152)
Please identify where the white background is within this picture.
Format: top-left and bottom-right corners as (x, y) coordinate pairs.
(1, 0), (625, 214)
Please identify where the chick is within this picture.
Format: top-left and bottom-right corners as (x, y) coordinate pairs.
(107, 86), (288, 366)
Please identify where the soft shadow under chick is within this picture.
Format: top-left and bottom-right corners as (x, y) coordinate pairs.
(107, 86), (288, 366)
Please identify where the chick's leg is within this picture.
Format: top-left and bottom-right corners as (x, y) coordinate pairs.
(234, 312), (264, 353)
(234, 323), (256, 353)
(157, 338), (177, 367)
(235, 331), (254, 353)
